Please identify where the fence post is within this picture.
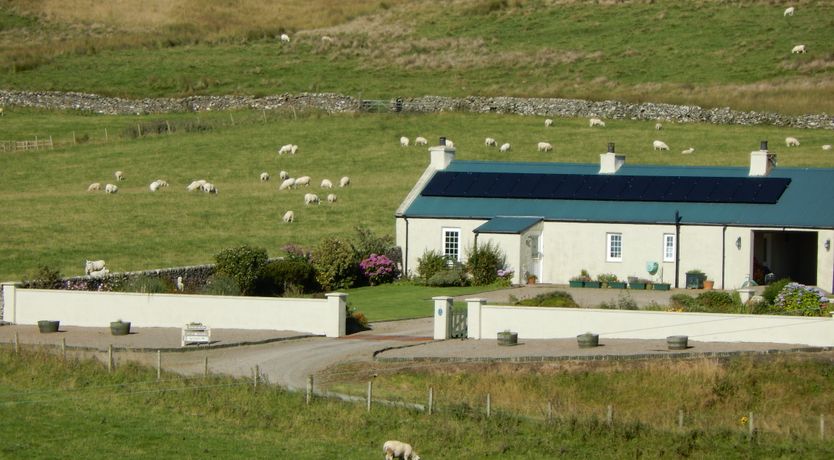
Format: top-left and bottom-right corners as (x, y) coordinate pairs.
(606, 405), (613, 427)
(306, 375), (314, 405)
(229, 113), (235, 126)
(262, 110), (267, 123)
(13, 331), (19, 354)
(678, 409), (684, 429)
(204, 355), (209, 377)
(166, 121), (172, 134)
(748, 412), (754, 441)
(547, 401), (553, 422)
(108, 345), (113, 372)
(821, 414), (825, 440)
(61, 337), (66, 360)
(428, 386), (433, 415)
(104, 128), (108, 143)
(49, 135), (53, 150)
(366, 380), (373, 413)
(73, 131), (77, 145)
(137, 124), (143, 137)
(486, 393), (491, 418)
(157, 350), (161, 381)
(35, 135), (38, 150)
(253, 365), (259, 390)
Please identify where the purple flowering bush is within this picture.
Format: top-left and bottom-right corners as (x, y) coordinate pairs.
(359, 253), (398, 286)
(497, 268), (514, 287)
(774, 282), (830, 316)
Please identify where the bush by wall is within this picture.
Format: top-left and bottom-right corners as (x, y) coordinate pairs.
(465, 241), (506, 286)
(312, 237), (360, 290)
(254, 258), (319, 296)
(416, 250), (448, 284)
(214, 245), (269, 295)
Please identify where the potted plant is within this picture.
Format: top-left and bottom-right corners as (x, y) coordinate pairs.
(497, 330), (518, 346)
(568, 272), (587, 288)
(667, 335), (689, 350)
(685, 270), (706, 289)
(37, 320), (60, 333)
(629, 278), (650, 290)
(110, 319), (131, 336)
(526, 272), (538, 285)
(703, 279), (715, 290)
(577, 332), (599, 348)
(654, 281), (671, 291)
(597, 273), (622, 288)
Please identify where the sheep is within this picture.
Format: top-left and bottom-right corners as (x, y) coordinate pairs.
(681, 147), (695, 155)
(655, 122), (663, 130)
(279, 178), (296, 190)
(321, 179), (333, 189)
(279, 170), (290, 180)
(201, 182), (218, 194)
(327, 193), (337, 203)
(484, 137), (497, 147)
(260, 172), (270, 182)
(282, 210), (294, 223)
(537, 142), (553, 152)
(104, 183), (119, 194)
(149, 180), (162, 192)
(155, 180), (169, 188)
(784, 6), (795, 16)
(791, 44), (806, 54)
(340, 176), (350, 187)
(87, 182), (101, 192)
(545, 118), (554, 127)
(295, 176), (311, 187)
(280, 33), (290, 43)
(186, 180), (207, 192)
(304, 193), (320, 205)
(176, 276), (184, 291)
(115, 170), (125, 181)
(85, 259), (106, 275)
(383, 440), (420, 460)
(291, 144), (299, 155)
(786, 136), (800, 147)
(278, 144), (293, 155)
(589, 118), (606, 128)
(414, 136), (428, 146)
(321, 35), (333, 43)
(400, 136), (410, 147)
(445, 139), (454, 148)
(89, 268), (110, 279)
(823, 144), (832, 151)
(499, 143), (511, 152)
(653, 140), (670, 151)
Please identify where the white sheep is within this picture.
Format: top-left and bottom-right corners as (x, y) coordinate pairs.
(114, 170), (125, 181)
(537, 142), (553, 152)
(545, 118), (554, 127)
(784, 6), (795, 16)
(786, 136), (800, 147)
(149, 180), (161, 192)
(653, 140), (670, 151)
(291, 144), (299, 155)
(791, 44), (806, 54)
(327, 193), (337, 203)
(279, 170), (290, 180)
(295, 176), (311, 187)
(304, 193), (320, 205)
(499, 143), (511, 152)
(279, 178), (296, 190)
(89, 268), (110, 279)
(87, 182), (101, 192)
(321, 35), (333, 43)
(85, 259), (106, 274)
(400, 136), (410, 147)
(383, 440), (420, 460)
(104, 183), (119, 194)
(176, 276), (184, 291)
(186, 180), (207, 192)
(589, 118), (606, 128)
(282, 210), (294, 223)
(823, 144), (832, 151)
(280, 33), (290, 43)
(681, 147), (695, 155)
(655, 122), (663, 130)
(278, 144), (293, 155)
(321, 179), (333, 189)
(156, 180), (169, 188)
(484, 137), (497, 147)
(201, 182), (218, 194)
(414, 136), (428, 146)
(340, 176), (350, 187)
(445, 139), (454, 148)
(260, 172), (270, 182)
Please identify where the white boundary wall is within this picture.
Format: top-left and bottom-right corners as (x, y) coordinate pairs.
(464, 299), (834, 347)
(1, 284), (346, 338)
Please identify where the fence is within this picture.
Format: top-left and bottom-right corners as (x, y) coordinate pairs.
(0, 137), (54, 152)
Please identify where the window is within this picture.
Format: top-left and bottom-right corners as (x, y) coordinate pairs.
(663, 234), (676, 262)
(606, 233), (622, 262)
(443, 228), (461, 262)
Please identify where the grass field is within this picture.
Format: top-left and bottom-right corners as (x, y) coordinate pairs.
(2, 1), (834, 113)
(2, 108), (833, 282)
(345, 282), (498, 321)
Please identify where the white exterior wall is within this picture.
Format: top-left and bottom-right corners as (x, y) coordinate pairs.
(818, 230), (834, 293)
(1, 285), (346, 337)
(397, 217), (487, 278)
(478, 233), (521, 284)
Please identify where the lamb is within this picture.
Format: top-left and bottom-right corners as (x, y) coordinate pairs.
(340, 176), (350, 187)
(278, 144), (293, 155)
(655, 122), (663, 130)
(291, 144), (299, 155)
(784, 6), (795, 16)
(589, 118), (606, 128)
(400, 136), (410, 147)
(785, 137), (800, 147)
(653, 140), (670, 151)
(176, 276), (184, 291)
(321, 179), (333, 189)
(279, 170), (290, 180)
(89, 268), (110, 279)
(681, 147), (695, 155)
(537, 142), (553, 152)
(104, 183), (119, 194)
(499, 143), (511, 152)
(279, 178), (296, 190)
(282, 210), (294, 223)
(791, 44), (806, 54)
(114, 171), (125, 181)
(186, 180), (207, 192)
(545, 118), (554, 127)
(484, 137), (497, 147)
(280, 33), (290, 43)
(327, 193), (337, 203)
(445, 139), (454, 148)
(260, 172), (270, 182)
(823, 144), (832, 151)
(304, 193), (320, 205)
(149, 180), (162, 192)
(85, 259), (106, 275)
(295, 176), (311, 187)
(87, 182), (101, 192)
(383, 440), (420, 460)
(201, 182), (218, 194)
(414, 136), (428, 146)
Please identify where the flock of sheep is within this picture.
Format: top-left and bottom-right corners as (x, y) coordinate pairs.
(784, 7), (808, 55)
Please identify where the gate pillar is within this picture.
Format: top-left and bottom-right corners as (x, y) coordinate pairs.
(432, 296), (454, 340)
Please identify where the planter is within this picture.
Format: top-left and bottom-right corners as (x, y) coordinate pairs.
(653, 283), (671, 291)
(37, 320), (60, 333)
(110, 321), (131, 336)
(527, 277), (537, 285)
(667, 335), (689, 350)
(686, 273), (706, 289)
(629, 282), (647, 290)
(497, 331), (518, 346)
(569, 280), (584, 288)
(703, 280), (715, 290)
(584, 281), (601, 289)
(577, 333), (599, 348)
(608, 281), (627, 289)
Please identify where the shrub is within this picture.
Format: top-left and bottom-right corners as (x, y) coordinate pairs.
(353, 226), (402, 272)
(774, 282), (830, 316)
(497, 268), (514, 287)
(254, 259), (319, 296)
(515, 291), (578, 308)
(695, 291), (737, 312)
(416, 249), (448, 283)
(596, 273), (618, 283)
(598, 293), (638, 310)
(762, 278), (791, 305)
(465, 241), (506, 286)
(359, 254), (398, 286)
(27, 265), (62, 289)
(201, 275), (240, 296)
(427, 264), (468, 287)
(119, 275), (170, 294)
(214, 245), (269, 295)
(669, 294), (702, 312)
(281, 244), (312, 262)
(346, 303), (370, 334)
(312, 237), (360, 290)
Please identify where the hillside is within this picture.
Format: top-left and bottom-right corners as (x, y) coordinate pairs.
(2, 1), (834, 114)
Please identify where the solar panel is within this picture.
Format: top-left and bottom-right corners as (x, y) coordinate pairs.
(421, 172), (790, 204)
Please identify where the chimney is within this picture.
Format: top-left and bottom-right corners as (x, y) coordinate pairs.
(749, 140), (777, 176)
(599, 142), (625, 174)
(430, 137), (455, 170)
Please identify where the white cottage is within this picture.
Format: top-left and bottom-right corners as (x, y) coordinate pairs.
(395, 140), (834, 292)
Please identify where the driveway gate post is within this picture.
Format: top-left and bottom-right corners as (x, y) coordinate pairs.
(432, 296), (453, 340)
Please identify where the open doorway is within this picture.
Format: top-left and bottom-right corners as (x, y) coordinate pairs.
(753, 231), (817, 285)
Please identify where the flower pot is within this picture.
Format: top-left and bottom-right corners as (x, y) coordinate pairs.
(654, 283), (671, 291)
(527, 277), (537, 285)
(686, 273), (705, 289)
(497, 331), (518, 346)
(577, 333), (599, 348)
(608, 281), (627, 289)
(629, 282), (646, 290)
(37, 320), (60, 333)
(667, 335), (689, 350)
(703, 280), (714, 290)
(584, 281), (601, 289)
(569, 280), (584, 288)
(110, 321), (131, 336)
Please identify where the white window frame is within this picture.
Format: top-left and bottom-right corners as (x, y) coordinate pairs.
(442, 228), (461, 262)
(663, 233), (676, 262)
(606, 233), (623, 262)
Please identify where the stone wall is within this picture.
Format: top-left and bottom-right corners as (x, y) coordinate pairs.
(1, 90), (831, 129)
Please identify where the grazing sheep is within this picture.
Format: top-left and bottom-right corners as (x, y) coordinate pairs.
(791, 44), (806, 54)
(321, 179), (333, 189)
(400, 136), (410, 147)
(260, 172), (270, 182)
(280, 33), (290, 43)
(291, 144), (299, 155)
(327, 193), (337, 203)
(87, 182), (101, 192)
(655, 122), (663, 130)
(681, 147), (695, 155)
(340, 176), (350, 187)
(156, 180), (169, 188)
(186, 180), (207, 192)
(282, 210), (294, 223)
(176, 276), (184, 291)
(85, 259), (106, 275)
(104, 183), (119, 194)
(114, 171), (125, 181)
(823, 144), (832, 151)
(499, 143), (511, 152)
(589, 118), (606, 128)
(322, 35), (333, 43)
(414, 136), (428, 146)
(653, 140), (670, 151)
(304, 193), (320, 205)
(445, 139), (454, 148)
(786, 136), (801, 147)
(201, 182), (218, 194)
(545, 118), (554, 127)
(89, 268), (110, 279)
(278, 144), (293, 155)
(484, 137), (497, 147)
(279, 178), (296, 191)
(149, 180), (162, 192)
(784, 6), (795, 16)
(295, 176), (311, 187)
(537, 142), (553, 152)
(279, 170), (290, 180)
(383, 440), (420, 460)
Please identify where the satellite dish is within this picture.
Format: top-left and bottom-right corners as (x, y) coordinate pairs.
(646, 261), (659, 275)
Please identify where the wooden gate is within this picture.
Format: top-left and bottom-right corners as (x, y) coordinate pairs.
(449, 305), (467, 339)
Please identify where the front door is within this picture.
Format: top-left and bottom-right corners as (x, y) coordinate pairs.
(528, 233), (542, 280)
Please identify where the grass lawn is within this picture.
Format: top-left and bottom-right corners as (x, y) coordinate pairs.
(345, 282), (502, 321)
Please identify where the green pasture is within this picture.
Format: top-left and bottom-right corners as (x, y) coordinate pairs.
(2, 108), (833, 282)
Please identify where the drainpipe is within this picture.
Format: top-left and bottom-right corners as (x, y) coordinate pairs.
(674, 210), (681, 288)
(721, 225), (727, 290)
(403, 217), (409, 276)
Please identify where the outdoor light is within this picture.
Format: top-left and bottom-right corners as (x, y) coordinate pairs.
(826, 239), (831, 251)
(735, 237), (742, 250)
